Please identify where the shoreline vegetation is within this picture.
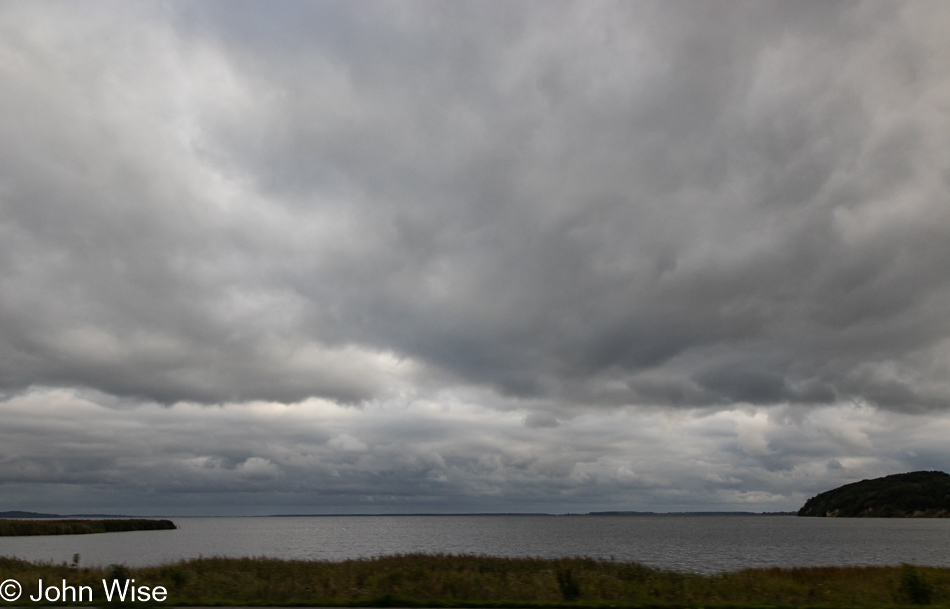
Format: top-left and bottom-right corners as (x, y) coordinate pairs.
(0, 554), (947, 608)
(0, 519), (176, 537)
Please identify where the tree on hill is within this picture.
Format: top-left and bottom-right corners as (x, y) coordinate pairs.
(799, 471), (950, 517)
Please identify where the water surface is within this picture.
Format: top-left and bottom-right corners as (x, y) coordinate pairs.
(2, 515), (949, 573)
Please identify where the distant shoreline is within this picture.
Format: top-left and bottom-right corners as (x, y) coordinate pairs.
(3, 510), (797, 519)
(265, 511), (798, 517)
(0, 510), (134, 519)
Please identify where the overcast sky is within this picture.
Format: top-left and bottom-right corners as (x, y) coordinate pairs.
(1, 1), (949, 516)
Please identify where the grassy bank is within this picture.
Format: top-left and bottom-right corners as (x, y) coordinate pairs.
(0, 519), (176, 536)
(1, 554), (948, 607)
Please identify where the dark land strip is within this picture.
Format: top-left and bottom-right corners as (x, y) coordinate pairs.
(0, 518), (176, 536)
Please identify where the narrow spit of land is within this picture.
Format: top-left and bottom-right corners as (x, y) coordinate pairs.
(0, 518), (176, 536)
(0, 554), (945, 607)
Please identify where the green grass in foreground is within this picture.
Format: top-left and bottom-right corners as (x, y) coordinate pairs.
(0, 519), (176, 536)
(1, 554), (947, 608)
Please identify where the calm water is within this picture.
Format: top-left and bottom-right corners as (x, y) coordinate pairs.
(2, 516), (950, 573)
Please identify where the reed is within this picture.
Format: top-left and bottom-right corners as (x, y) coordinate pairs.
(0, 554), (947, 607)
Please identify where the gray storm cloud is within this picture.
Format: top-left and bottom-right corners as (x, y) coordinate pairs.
(2, 1), (949, 412)
(0, 389), (950, 515)
(1, 1), (950, 514)
(3, 387), (949, 515)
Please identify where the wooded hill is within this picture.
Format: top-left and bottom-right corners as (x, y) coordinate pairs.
(798, 470), (950, 517)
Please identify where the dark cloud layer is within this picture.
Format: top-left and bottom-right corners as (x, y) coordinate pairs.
(3, 1), (949, 411)
(1, 1), (949, 513)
